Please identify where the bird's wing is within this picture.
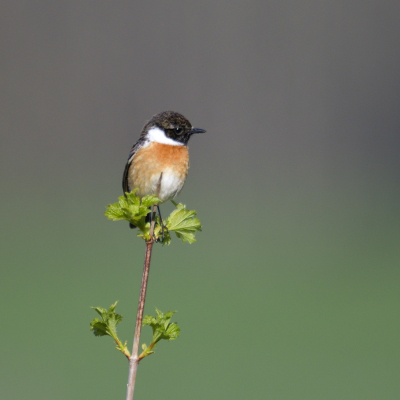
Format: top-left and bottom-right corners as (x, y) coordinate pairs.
(122, 137), (148, 194)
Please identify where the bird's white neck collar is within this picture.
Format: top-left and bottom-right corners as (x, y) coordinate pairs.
(146, 127), (184, 146)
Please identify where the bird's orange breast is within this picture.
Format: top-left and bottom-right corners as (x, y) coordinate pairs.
(128, 142), (189, 201)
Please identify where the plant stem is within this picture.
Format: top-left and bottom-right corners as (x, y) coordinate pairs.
(125, 204), (157, 400)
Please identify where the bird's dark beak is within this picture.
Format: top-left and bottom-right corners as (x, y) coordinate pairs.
(190, 127), (206, 135)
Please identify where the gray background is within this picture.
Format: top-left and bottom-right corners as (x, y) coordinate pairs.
(1, 1), (400, 399)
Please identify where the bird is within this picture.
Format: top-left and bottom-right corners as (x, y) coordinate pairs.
(122, 111), (206, 228)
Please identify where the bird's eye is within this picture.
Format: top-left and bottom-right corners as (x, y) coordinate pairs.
(175, 127), (182, 134)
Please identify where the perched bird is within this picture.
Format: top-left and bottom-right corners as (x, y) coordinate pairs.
(122, 111), (206, 228)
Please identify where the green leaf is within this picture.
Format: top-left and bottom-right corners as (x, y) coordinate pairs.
(165, 203), (202, 244)
(105, 189), (161, 239)
(90, 301), (130, 358)
(90, 302), (122, 338)
(141, 195), (161, 208)
(165, 323), (180, 340)
(142, 308), (180, 342)
(90, 318), (109, 336)
(142, 315), (157, 327)
(139, 308), (180, 360)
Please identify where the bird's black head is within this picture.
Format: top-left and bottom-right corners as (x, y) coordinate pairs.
(142, 111), (206, 145)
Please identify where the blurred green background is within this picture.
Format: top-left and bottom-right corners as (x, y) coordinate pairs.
(1, 1), (400, 399)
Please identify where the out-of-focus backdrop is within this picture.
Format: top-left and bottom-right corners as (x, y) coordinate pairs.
(1, 2), (399, 399)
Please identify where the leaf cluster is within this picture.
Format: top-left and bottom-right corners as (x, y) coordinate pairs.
(139, 309), (180, 360)
(105, 189), (160, 235)
(105, 190), (201, 244)
(90, 303), (180, 362)
(90, 301), (130, 359)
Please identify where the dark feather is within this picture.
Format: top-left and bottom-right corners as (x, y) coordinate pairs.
(122, 137), (148, 195)
(122, 137), (148, 229)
